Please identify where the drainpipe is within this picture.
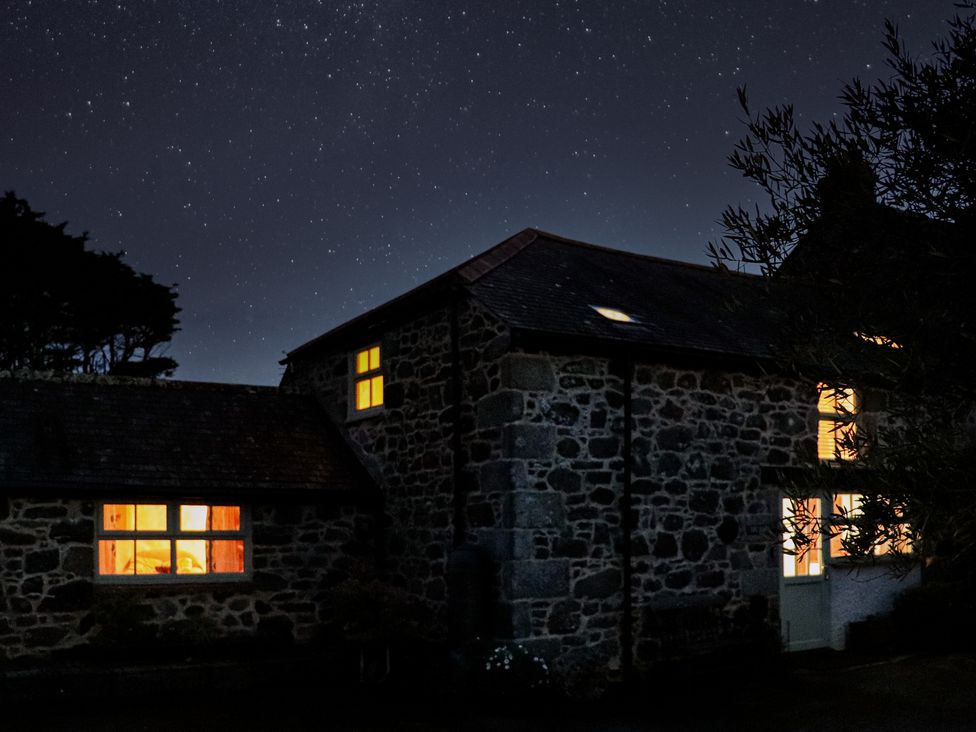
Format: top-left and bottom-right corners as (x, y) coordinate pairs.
(450, 293), (466, 548)
(621, 356), (634, 685)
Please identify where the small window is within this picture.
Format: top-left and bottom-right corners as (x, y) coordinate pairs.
(97, 503), (248, 581)
(817, 383), (857, 461)
(352, 345), (384, 413)
(590, 305), (638, 323)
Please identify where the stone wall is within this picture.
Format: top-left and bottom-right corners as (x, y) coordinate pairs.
(285, 297), (826, 678)
(465, 352), (818, 674)
(628, 363), (814, 665)
(0, 496), (368, 661)
(282, 300), (510, 619)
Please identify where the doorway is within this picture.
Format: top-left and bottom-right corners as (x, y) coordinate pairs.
(779, 495), (831, 651)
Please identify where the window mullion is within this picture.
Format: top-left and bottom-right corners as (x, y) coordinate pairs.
(170, 503), (177, 576)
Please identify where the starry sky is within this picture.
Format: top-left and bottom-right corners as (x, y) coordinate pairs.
(1, 1), (955, 385)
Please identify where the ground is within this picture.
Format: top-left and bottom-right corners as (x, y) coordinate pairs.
(4, 652), (976, 731)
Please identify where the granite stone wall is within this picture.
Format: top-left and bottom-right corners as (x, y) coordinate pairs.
(465, 352), (819, 674)
(0, 497), (368, 660)
(282, 300), (840, 679)
(282, 300), (510, 619)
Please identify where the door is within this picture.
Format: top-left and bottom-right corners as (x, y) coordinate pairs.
(780, 495), (830, 651)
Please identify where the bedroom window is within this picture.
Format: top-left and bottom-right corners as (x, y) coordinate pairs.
(817, 383), (857, 461)
(352, 344), (383, 412)
(97, 503), (248, 581)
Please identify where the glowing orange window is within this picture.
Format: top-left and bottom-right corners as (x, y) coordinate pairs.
(831, 493), (911, 558)
(782, 497), (823, 578)
(97, 503), (247, 580)
(353, 345), (383, 412)
(817, 383), (857, 461)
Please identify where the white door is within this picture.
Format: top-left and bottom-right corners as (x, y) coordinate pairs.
(780, 496), (830, 651)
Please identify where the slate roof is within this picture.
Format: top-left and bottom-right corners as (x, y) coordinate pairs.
(0, 376), (367, 495)
(286, 229), (781, 364)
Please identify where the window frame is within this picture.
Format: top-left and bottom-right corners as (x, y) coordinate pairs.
(829, 492), (911, 562)
(94, 502), (252, 584)
(782, 496), (825, 582)
(817, 383), (858, 463)
(348, 343), (385, 419)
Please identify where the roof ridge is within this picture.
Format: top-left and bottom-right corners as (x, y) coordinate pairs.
(456, 228), (539, 283)
(529, 228), (761, 278)
(284, 228), (541, 361)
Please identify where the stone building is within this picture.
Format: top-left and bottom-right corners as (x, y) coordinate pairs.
(0, 377), (374, 660)
(280, 228), (917, 675)
(0, 228), (917, 677)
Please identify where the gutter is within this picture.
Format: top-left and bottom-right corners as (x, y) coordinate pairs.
(621, 355), (634, 683)
(450, 291), (466, 547)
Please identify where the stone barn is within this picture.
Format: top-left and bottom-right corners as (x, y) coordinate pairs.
(1, 228), (918, 679)
(280, 228), (918, 674)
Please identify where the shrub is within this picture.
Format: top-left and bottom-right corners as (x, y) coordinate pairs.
(479, 642), (550, 697)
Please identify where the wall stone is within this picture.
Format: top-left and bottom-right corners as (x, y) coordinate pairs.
(464, 352), (820, 674)
(0, 498), (368, 660)
(282, 300), (510, 623)
(281, 294), (832, 680)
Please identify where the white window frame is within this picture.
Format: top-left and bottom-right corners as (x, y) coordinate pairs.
(94, 502), (252, 584)
(348, 343), (385, 419)
(829, 492), (911, 561)
(817, 383), (858, 462)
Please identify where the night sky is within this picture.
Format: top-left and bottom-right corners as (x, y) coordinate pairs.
(2, 1), (954, 385)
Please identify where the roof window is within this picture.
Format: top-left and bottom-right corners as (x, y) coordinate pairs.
(591, 305), (638, 323)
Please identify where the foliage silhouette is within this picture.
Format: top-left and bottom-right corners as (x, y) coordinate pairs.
(712, 6), (976, 574)
(0, 191), (180, 377)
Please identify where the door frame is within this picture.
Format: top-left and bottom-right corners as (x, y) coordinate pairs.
(779, 492), (832, 651)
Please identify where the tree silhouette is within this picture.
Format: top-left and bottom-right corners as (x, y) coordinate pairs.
(711, 7), (976, 572)
(0, 191), (180, 377)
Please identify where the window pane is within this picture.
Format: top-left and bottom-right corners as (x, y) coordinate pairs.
(370, 375), (384, 407)
(356, 349), (369, 374)
(211, 506), (240, 531)
(211, 540), (245, 573)
(818, 419), (856, 461)
(135, 539), (171, 574)
(783, 498), (822, 577)
(356, 378), (371, 410)
(368, 345), (380, 370)
(817, 384), (856, 415)
(136, 504), (167, 531)
(181, 505), (209, 531)
(176, 539), (208, 574)
(98, 539), (134, 574)
(103, 504), (135, 531)
(830, 493), (861, 558)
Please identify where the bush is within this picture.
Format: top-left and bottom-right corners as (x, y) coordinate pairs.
(478, 642), (550, 698)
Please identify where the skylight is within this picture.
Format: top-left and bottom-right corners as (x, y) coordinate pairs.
(591, 305), (637, 323)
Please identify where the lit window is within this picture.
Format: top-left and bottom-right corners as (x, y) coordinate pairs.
(352, 345), (383, 412)
(591, 305), (637, 323)
(830, 493), (911, 558)
(782, 497), (823, 578)
(97, 503), (248, 580)
(854, 332), (902, 349)
(817, 383), (857, 461)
